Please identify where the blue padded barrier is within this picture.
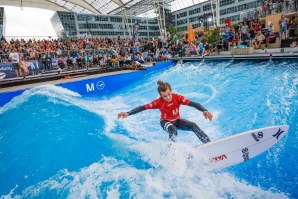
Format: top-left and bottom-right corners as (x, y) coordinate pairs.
(0, 61), (174, 106)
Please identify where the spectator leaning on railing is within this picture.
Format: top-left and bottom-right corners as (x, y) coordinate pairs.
(20, 57), (29, 76)
(9, 48), (22, 77)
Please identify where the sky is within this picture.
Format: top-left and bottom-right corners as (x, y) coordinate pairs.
(3, 6), (57, 39)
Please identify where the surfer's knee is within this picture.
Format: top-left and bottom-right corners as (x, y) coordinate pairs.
(163, 122), (177, 142)
(168, 125), (177, 140)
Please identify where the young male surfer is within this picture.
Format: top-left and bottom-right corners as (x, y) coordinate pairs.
(118, 80), (213, 143)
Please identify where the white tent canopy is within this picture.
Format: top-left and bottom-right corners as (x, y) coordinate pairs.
(0, 0), (208, 16)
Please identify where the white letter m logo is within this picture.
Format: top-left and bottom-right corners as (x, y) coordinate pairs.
(172, 108), (178, 115)
(86, 83), (95, 92)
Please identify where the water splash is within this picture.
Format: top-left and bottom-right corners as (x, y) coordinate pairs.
(1, 60), (297, 198)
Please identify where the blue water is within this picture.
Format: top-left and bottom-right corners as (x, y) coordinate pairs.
(0, 60), (297, 198)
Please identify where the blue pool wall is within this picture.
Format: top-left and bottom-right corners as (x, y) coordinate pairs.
(0, 61), (174, 107)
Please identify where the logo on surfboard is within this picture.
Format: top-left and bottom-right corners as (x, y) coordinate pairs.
(272, 128), (284, 140)
(242, 147), (249, 161)
(251, 131), (263, 142)
(211, 154), (227, 163)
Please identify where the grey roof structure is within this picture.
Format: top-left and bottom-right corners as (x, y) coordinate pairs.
(0, 0), (208, 16)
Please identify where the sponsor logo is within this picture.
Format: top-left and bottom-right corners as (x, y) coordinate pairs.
(27, 62), (38, 70)
(257, 132), (263, 138)
(172, 108), (178, 115)
(0, 66), (13, 71)
(272, 128), (284, 140)
(242, 147), (249, 161)
(251, 131), (263, 142)
(96, 81), (105, 90)
(86, 83), (95, 92)
(86, 81), (105, 92)
(0, 72), (6, 79)
(167, 103), (173, 107)
(211, 154), (227, 162)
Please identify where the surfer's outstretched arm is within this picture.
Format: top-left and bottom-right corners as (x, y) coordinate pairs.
(118, 105), (146, 119)
(188, 101), (213, 121)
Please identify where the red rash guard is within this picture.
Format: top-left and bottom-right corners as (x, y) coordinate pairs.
(144, 93), (190, 121)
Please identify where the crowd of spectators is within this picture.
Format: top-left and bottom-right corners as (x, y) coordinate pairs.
(255, 0), (297, 19)
(0, 8), (297, 77)
(0, 35), (179, 77)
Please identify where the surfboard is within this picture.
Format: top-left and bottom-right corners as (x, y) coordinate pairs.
(196, 125), (289, 169)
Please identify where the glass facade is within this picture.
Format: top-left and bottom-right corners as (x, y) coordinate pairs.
(176, 12), (187, 19)
(172, 0), (265, 33)
(51, 11), (77, 37)
(220, 0), (235, 7)
(189, 8), (201, 16)
(51, 11), (159, 39)
(50, 0), (267, 37)
(0, 0), (268, 38)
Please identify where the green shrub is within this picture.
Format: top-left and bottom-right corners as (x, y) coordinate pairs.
(201, 29), (221, 46)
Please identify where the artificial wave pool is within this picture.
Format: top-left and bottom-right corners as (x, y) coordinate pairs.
(0, 60), (297, 198)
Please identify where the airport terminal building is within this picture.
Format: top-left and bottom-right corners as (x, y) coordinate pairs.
(0, 0), (297, 39)
(50, 11), (160, 39)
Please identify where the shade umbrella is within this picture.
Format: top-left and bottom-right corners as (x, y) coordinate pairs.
(188, 24), (195, 42)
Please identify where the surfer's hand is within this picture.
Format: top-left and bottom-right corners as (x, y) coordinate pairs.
(118, 112), (129, 119)
(203, 111), (213, 121)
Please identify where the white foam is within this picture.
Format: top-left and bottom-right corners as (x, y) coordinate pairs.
(0, 85), (81, 114)
(1, 63), (293, 198)
(4, 151), (288, 199)
(0, 91), (289, 199)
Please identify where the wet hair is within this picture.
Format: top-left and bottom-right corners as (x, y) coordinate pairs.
(157, 80), (171, 94)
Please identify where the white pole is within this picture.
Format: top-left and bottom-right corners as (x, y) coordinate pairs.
(155, 0), (162, 36)
(211, 0), (220, 28)
(122, 10), (126, 38)
(210, 0), (215, 28)
(162, 0), (166, 38)
(123, 9), (131, 39)
(130, 11), (133, 39)
(216, 0), (220, 27)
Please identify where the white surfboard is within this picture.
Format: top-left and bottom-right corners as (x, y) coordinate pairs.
(196, 125), (289, 169)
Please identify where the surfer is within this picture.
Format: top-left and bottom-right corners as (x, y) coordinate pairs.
(118, 80), (213, 143)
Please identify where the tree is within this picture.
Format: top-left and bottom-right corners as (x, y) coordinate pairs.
(168, 24), (177, 36)
(201, 29), (221, 47)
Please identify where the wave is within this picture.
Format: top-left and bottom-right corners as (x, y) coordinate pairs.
(0, 85), (81, 114)
(1, 60), (297, 198)
(2, 144), (289, 199)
